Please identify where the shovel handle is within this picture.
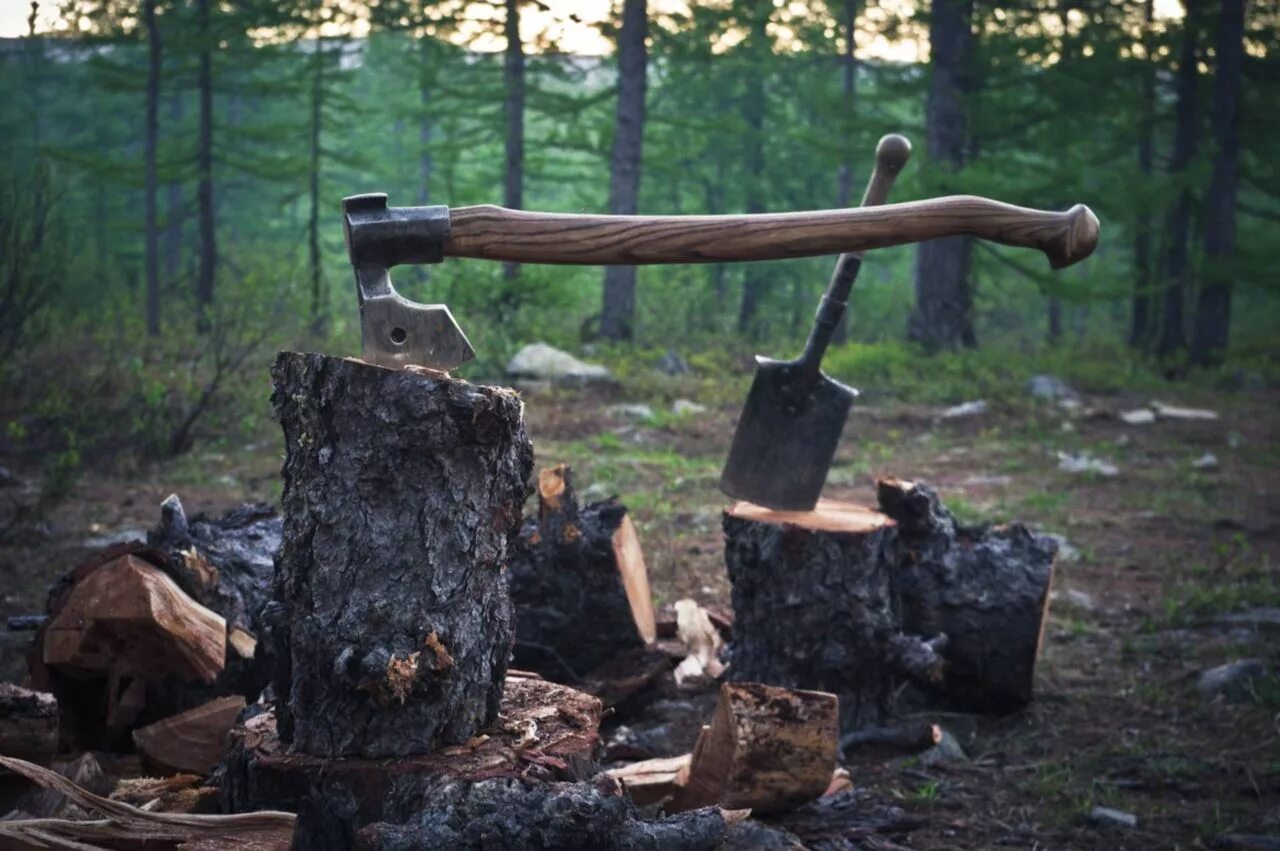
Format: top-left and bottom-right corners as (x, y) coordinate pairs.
(445, 197), (1099, 270)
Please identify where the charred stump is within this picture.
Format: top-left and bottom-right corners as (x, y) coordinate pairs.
(508, 465), (656, 681)
(723, 500), (903, 730)
(878, 477), (1056, 713)
(269, 353), (533, 758)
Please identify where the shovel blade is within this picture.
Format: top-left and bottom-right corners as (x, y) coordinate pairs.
(719, 357), (856, 511)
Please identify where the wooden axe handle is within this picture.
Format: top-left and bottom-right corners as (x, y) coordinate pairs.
(444, 196), (1099, 270)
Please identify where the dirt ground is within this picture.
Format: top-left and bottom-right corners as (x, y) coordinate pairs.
(2, 377), (1277, 849)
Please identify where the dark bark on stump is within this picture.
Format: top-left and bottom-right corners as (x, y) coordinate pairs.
(723, 501), (901, 731)
(877, 477), (1056, 713)
(355, 780), (727, 851)
(509, 466), (649, 681)
(270, 353), (533, 758)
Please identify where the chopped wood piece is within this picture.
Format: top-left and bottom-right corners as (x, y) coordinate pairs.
(222, 676), (603, 832)
(606, 753), (692, 807)
(270, 352), (533, 758)
(43, 554), (226, 684)
(228, 627), (257, 660)
(673, 599), (725, 685)
(133, 695), (246, 776)
(671, 682), (839, 814)
(614, 515), (657, 644)
(0, 683), (57, 763)
(877, 477), (1056, 712)
(840, 721), (943, 758)
(510, 465), (654, 680)
(723, 499), (900, 731)
(111, 773), (218, 814)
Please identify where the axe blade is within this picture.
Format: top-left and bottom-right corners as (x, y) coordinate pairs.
(719, 356), (857, 511)
(359, 291), (475, 372)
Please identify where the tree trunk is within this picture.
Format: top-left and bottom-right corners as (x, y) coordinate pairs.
(308, 37), (326, 334)
(1191, 0), (1244, 366)
(1157, 12), (1201, 361)
(195, 0), (215, 333)
(1130, 0), (1156, 350)
(1047, 295), (1062, 344)
(736, 1), (770, 339)
(600, 0), (648, 342)
(143, 0), (161, 337)
(269, 353), (533, 758)
(164, 91), (184, 292)
(830, 0), (860, 345)
(503, 0), (525, 283)
(908, 0), (975, 352)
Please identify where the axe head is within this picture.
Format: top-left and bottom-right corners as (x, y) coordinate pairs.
(719, 356), (857, 511)
(343, 193), (474, 372)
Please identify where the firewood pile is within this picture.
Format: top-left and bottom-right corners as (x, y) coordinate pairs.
(0, 353), (1058, 850)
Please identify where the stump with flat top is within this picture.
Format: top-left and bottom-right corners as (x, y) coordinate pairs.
(269, 352), (533, 758)
(723, 499), (903, 730)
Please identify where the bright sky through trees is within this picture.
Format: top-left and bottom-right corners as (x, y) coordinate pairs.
(0, 0), (1188, 57)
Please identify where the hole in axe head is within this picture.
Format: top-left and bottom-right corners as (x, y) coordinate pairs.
(390, 327), (408, 345)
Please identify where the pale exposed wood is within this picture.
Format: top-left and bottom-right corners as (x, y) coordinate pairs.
(43, 554), (226, 684)
(133, 695), (246, 776)
(446, 196), (1099, 269)
(671, 682), (839, 814)
(726, 499), (894, 534)
(605, 753), (692, 807)
(228, 627), (257, 660)
(612, 515), (656, 644)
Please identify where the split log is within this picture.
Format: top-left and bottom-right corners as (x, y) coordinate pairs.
(605, 753), (692, 807)
(672, 682), (839, 814)
(132, 695), (246, 776)
(222, 674), (602, 840)
(0, 684), (57, 763)
(723, 500), (906, 730)
(42, 554), (226, 684)
(840, 720), (943, 759)
(509, 465), (656, 681)
(878, 477), (1056, 712)
(269, 352), (533, 758)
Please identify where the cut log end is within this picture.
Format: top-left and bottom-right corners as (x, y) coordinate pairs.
(726, 498), (895, 535)
(133, 695), (246, 776)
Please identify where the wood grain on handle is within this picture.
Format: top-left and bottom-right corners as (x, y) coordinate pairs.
(445, 196), (1099, 270)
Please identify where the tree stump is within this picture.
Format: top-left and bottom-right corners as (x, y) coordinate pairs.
(269, 353), (533, 758)
(508, 465), (655, 681)
(221, 673), (605, 847)
(877, 477), (1056, 712)
(723, 500), (902, 730)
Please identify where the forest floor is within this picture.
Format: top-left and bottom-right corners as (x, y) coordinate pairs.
(1, 372), (1277, 849)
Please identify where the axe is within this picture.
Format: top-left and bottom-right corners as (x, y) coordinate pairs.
(720, 133), (909, 511)
(343, 192), (1099, 371)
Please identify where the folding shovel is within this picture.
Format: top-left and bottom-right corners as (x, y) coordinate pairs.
(719, 134), (912, 511)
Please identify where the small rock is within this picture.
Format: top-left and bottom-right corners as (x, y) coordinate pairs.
(1227, 431), (1245, 448)
(1057, 451), (1119, 477)
(81, 528), (148, 549)
(1028, 374), (1078, 402)
(1120, 408), (1156, 425)
(1196, 659), (1267, 701)
(671, 399), (707, 416)
(1192, 452), (1219, 470)
(506, 343), (611, 384)
(581, 482), (610, 503)
(1089, 806), (1137, 829)
(962, 474), (1012, 487)
(942, 400), (987, 419)
(607, 403), (655, 422)
(1212, 609), (1280, 634)
(1065, 588), (1095, 610)
(1057, 397), (1083, 413)
(1040, 533), (1080, 562)
(1151, 400), (1219, 421)
(918, 728), (968, 766)
(654, 349), (691, 376)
